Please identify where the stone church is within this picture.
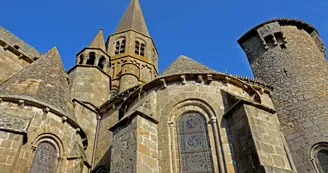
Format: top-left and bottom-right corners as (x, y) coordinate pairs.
(0, 0), (327, 172)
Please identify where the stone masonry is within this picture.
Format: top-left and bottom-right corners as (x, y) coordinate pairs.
(0, 1), (327, 173)
(239, 18), (328, 173)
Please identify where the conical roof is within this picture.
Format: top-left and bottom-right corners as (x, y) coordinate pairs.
(88, 28), (106, 52)
(161, 55), (218, 76)
(0, 47), (74, 118)
(115, 0), (150, 36)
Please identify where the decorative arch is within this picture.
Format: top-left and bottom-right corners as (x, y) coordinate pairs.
(177, 112), (214, 173)
(98, 56), (106, 69)
(311, 143), (328, 173)
(135, 38), (146, 57)
(114, 37), (126, 55)
(28, 133), (65, 173)
(167, 99), (223, 173)
(87, 52), (96, 65)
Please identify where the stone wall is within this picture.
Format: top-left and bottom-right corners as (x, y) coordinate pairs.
(73, 101), (98, 164)
(69, 66), (110, 107)
(104, 73), (296, 173)
(239, 20), (328, 172)
(0, 44), (29, 83)
(110, 116), (138, 173)
(0, 99), (89, 173)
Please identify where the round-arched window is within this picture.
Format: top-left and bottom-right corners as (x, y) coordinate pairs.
(316, 149), (328, 172)
(177, 112), (214, 173)
(30, 142), (57, 173)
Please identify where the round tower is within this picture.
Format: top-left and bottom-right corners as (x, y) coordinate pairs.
(238, 18), (328, 172)
(119, 63), (139, 92)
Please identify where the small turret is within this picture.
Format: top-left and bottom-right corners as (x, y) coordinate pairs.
(68, 29), (111, 106)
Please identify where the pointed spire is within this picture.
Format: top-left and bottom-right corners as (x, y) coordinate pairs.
(0, 47), (75, 119)
(115, 0), (150, 36)
(161, 55), (218, 76)
(88, 28), (106, 52)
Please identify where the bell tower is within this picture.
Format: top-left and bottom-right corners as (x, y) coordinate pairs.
(106, 0), (158, 93)
(68, 29), (111, 106)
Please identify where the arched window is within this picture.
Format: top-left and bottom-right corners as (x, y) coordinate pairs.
(177, 112), (214, 173)
(135, 41), (140, 55)
(30, 142), (57, 173)
(87, 52), (96, 65)
(98, 56), (106, 69)
(316, 149), (328, 172)
(114, 38), (126, 55)
(135, 40), (146, 57)
(78, 55), (83, 64)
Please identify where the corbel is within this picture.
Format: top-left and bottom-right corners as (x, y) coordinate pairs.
(160, 78), (167, 89)
(180, 75), (186, 85)
(62, 116), (68, 123)
(206, 74), (213, 84)
(197, 75), (204, 83)
(3, 44), (9, 50)
(18, 100), (25, 107)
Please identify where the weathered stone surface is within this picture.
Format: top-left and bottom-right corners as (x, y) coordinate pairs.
(0, 113), (29, 133)
(239, 18), (328, 173)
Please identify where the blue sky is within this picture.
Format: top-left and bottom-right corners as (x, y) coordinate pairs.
(1, 0), (327, 77)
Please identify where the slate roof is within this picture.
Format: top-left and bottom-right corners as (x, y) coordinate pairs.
(88, 28), (106, 52)
(0, 26), (42, 59)
(115, 0), (150, 36)
(0, 47), (74, 119)
(160, 55), (218, 76)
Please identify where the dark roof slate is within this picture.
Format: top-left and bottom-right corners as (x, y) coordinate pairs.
(0, 47), (74, 119)
(160, 55), (218, 76)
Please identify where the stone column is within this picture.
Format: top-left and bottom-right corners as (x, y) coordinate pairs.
(82, 54), (88, 65)
(102, 61), (109, 71)
(94, 55), (101, 67)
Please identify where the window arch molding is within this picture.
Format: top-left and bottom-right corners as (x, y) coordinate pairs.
(114, 36), (126, 55)
(310, 142), (328, 173)
(167, 99), (223, 173)
(135, 38), (147, 57)
(27, 133), (65, 173)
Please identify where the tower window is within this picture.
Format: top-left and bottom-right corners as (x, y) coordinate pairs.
(98, 56), (106, 69)
(114, 38), (126, 55)
(30, 142), (57, 173)
(264, 35), (275, 49)
(135, 40), (146, 57)
(177, 112), (214, 173)
(87, 52), (96, 65)
(135, 41), (140, 55)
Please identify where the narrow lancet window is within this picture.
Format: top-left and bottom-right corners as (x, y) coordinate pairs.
(177, 112), (214, 173)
